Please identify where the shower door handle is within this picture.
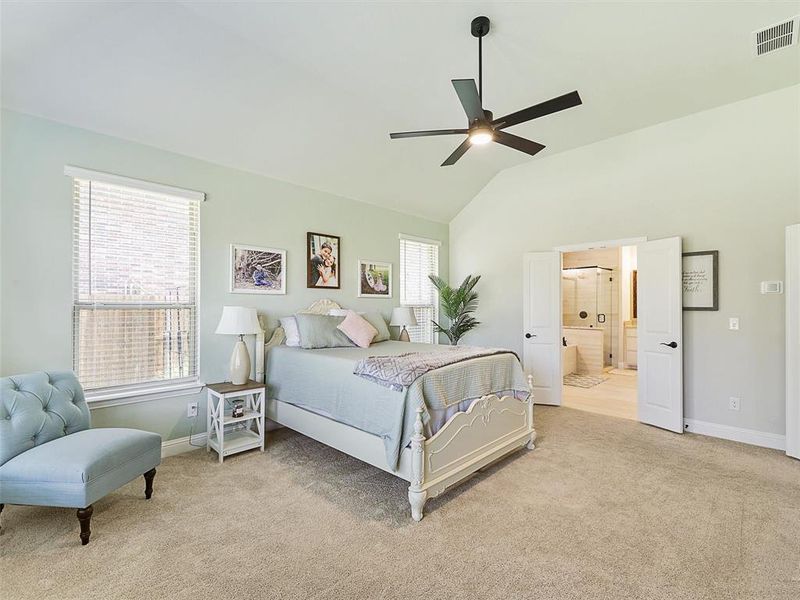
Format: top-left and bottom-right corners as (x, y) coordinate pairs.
(660, 341), (678, 349)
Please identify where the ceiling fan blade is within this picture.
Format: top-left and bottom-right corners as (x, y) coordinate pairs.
(494, 131), (546, 157)
(452, 79), (485, 123)
(441, 138), (471, 167)
(493, 91), (582, 129)
(389, 128), (468, 139)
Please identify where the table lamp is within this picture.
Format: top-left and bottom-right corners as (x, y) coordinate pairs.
(215, 306), (262, 384)
(390, 307), (418, 342)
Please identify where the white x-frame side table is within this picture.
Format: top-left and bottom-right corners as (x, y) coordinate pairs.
(206, 380), (266, 463)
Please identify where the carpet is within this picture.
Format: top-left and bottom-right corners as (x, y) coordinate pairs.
(564, 373), (608, 388)
(1, 407), (798, 600)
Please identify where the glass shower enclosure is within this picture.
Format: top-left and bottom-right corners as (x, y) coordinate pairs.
(562, 266), (617, 367)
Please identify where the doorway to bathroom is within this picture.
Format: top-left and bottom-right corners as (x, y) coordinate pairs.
(523, 235), (684, 433)
(560, 245), (638, 420)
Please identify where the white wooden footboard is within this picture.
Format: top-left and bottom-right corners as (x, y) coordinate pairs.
(409, 375), (536, 521)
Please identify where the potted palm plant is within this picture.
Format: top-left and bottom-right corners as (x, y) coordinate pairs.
(428, 274), (481, 345)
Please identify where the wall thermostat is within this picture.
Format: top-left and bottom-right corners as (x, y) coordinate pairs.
(760, 281), (783, 294)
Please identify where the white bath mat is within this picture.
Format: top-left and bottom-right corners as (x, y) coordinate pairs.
(564, 373), (608, 388)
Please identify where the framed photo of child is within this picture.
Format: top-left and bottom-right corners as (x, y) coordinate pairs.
(230, 244), (286, 294)
(358, 260), (392, 298)
(307, 232), (340, 289)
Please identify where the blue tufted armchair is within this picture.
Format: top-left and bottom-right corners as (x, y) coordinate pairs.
(0, 371), (162, 545)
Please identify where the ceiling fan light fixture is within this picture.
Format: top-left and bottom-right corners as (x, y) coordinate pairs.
(469, 127), (493, 145)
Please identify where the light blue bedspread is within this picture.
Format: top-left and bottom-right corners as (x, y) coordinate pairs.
(266, 341), (530, 468)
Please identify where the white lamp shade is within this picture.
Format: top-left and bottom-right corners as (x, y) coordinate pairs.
(215, 306), (262, 335)
(390, 307), (418, 327)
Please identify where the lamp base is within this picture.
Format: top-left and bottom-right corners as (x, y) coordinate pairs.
(229, 339), (251, 385)
(399, 326), (410, 342)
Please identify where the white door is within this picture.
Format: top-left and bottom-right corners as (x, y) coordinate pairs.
(786, 224), (800, 460)
(523, 252), (562, 406)
(637, 237), (683, 432)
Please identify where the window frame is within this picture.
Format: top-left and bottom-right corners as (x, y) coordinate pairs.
(66, 166), (205, 405)
(399, 233), (441, 344)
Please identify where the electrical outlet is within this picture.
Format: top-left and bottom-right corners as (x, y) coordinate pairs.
(729, 317), (740, 331)
(728, 397), (741, 411)
(187, 401), (198, 418)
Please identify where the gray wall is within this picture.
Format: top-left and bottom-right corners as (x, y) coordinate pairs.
(450, 86), (799, 437)
(0, 110), (449, 441)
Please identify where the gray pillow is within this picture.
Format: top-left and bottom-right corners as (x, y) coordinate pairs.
(295, 314), (356, 349)
(361, 312), (391, 342)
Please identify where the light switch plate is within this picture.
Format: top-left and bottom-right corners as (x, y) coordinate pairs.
(729, 317), (740, 331)
(760, 281), (783, 294)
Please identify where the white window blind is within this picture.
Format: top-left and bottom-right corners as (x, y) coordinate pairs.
(70, 168), (201, 392)
(399, 235), (440, 344)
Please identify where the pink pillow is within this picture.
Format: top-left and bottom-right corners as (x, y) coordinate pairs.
(337, 310), (378, 348)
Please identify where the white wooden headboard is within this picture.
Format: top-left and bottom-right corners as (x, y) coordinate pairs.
(254, 299), (343, 382)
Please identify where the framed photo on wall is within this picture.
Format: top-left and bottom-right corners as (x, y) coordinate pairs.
(307, 232), (340, 289)
(358, 260), (392, 298)
(682, 250), (718, 310)
(230, 244), (286, 294)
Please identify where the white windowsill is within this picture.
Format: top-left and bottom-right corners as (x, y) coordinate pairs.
(86, 380), (205, 409)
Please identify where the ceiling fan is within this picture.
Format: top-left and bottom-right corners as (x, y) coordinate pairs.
(389, 16), (582, 166)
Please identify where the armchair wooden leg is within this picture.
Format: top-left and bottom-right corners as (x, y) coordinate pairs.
(143, 468), (156, 500)
(77, 505), (93, 546)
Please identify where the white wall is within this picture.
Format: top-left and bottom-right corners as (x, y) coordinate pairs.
(0, 110), (448, 441)
(450, 86), (800, 437)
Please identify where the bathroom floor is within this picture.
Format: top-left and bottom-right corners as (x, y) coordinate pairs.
(562, 370), (637, 420)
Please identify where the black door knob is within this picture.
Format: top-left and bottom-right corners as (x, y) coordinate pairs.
(660, 341), (678, 349)
(525, 333), (536, 339)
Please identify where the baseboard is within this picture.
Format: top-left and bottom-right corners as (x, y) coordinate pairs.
(161, 433), (208, 458)
(683, 418), (785, 451)
(160, 421), (281, 458)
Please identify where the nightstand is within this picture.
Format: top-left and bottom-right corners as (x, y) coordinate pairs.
(206, 380), (266, 463)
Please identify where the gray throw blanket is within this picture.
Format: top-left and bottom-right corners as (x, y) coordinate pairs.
(353, 345), (518, 391)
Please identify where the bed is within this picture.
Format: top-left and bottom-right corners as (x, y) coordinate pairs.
(255, 299), (535, 521)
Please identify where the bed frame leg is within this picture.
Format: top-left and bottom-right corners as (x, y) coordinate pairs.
(526, 374), (537, 450)
(409, 489), (427, 522)
(408, 407), (427, 522)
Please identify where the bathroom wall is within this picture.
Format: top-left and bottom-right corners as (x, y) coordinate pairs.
(562, 248), (621, 367)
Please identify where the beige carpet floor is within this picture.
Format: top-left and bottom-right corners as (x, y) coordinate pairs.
(1, 406), (798, 600)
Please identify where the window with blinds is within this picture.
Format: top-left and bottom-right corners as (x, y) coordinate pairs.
(69, 167), (202, 393)
(399, 235), (440, 344)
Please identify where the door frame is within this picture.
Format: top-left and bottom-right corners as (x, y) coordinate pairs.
(551, 237), (647, 417)
(787, 224), (800, 459)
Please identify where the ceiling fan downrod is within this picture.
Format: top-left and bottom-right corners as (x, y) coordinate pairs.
(471, 16), (490, 104)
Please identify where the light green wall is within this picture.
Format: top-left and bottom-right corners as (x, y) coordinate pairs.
(0, 110), (448, 441)
(450, 86), (800, 438)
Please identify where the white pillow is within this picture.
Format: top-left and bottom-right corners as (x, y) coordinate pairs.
(280, 316), (301, 347)
(327, 309), (352, 317)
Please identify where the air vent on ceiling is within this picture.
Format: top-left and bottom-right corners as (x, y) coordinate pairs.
(752, 16), (799, 56)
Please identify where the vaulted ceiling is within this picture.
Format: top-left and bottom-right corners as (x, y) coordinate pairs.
(3, 1), (798, 222)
